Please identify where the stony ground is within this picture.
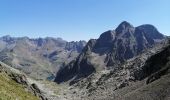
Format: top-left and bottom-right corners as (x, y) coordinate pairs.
(27, 78), (77, 100)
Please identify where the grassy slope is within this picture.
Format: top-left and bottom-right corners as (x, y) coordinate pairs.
(0, 72), (39, 100)
(0, 61), (39, 100)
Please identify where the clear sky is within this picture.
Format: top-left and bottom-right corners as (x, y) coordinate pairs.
(0, 0), (169, 41)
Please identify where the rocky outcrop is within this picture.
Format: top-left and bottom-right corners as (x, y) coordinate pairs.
(11, 74), (48, 100)
(30, 83), (48, 100)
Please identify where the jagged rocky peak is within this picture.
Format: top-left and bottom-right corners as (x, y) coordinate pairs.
(36, 38), (46, 47)
(115, 21), (134, 34)
(54, 21), (166, 84)
(65, 40), (86, 52)
(117, 21), (133, 28)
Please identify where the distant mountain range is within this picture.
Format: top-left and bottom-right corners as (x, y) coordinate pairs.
(0, 36), (86, 80)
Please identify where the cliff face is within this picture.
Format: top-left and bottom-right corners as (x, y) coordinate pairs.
(55, 21), (165, 84)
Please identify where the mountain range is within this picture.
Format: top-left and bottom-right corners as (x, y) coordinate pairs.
(0, 21), (170, 100)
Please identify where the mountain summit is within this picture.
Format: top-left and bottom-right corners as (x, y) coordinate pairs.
(115, 21), (134, 34)
(55, 21), (165, 84)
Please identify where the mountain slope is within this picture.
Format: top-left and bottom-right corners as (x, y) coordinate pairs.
(119, 46), (170, 100)
(55, 21), (165, 84)
(114, 40), (170, 100)
(0, 36), (86, 80)
(56, 38), (169, 100)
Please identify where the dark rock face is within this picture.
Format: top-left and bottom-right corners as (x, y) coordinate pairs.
(93, 21), (164, 64)
(93, 30), (115, 54)
(55, 39), (96, 84)
(55, 21), (165, 84)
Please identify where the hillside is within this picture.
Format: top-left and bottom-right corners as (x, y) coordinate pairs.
(0, 61), (47, 100)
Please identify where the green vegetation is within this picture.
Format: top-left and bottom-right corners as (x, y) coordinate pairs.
(0, 72), (39, 100)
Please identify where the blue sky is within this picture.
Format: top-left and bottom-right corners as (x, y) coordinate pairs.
(0, 0), (169, 41)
